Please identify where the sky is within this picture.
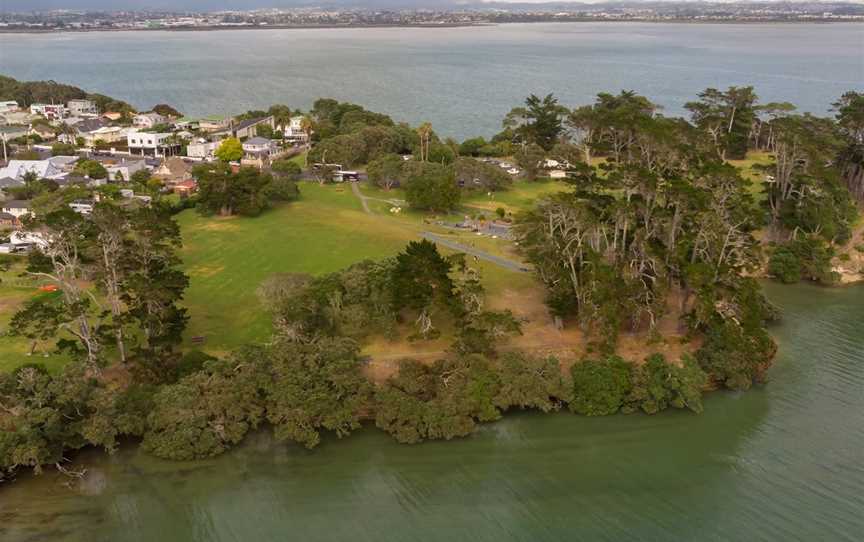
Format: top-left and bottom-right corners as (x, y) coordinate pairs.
(0, 0), (859, 12)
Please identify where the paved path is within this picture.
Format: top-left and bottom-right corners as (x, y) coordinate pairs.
(420, 232), (530, 273)
(350, 181), (529, 273)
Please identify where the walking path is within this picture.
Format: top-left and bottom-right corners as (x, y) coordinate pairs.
(350, 181), (529, 273)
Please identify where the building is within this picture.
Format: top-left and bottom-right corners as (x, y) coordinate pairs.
(1, 200), (32, 220)
(0, 177), (24, 198)
(186, 139), (220, 160)
(82, 126), (134, 147)
(67, 99), (99, 117)
(230, 116), (275, 140)
(69, 199), (95, 215)
(127, 132), (181, 158)
(30, 103), (67, 120)
(0, 157), (74, 180)
(0, 212), (17, 227)
(132, 112), (169, 129)
(283, 115), (310, 145)
(102, 158), (148, 181)
(173, 179), (198, 196)
(241, 137), (278, 168)
(154, 156), (193, 185)
(0, 101), (19, 114)
(29, 125), (56, 141)
(198, 115), (230, 132)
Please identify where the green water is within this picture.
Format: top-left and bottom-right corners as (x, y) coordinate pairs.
(1, 283), (862, 541)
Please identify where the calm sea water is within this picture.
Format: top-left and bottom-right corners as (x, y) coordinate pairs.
(1, 23), (862, 139)
(0, 282), (862, 541)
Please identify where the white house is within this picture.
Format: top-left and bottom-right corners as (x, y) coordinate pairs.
(1, 200), (32, 220)
(186, 139), (220, 160)
(283, 115), (310, 145)
(127, 132), (181, 158)
(0, 101), (19, 114)
(9, 230), (49, 250)
(67, 99), (99, 117)
(69, 200), (95, 215)
(30, 103), (67, 120)
(549, 169), (568, 179)
(104, 158), (148, 181)
(241, 137), (278, 168)
(132, 112), (169, 129)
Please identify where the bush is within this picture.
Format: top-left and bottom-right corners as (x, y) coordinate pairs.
(569, 356), (631, 416)
(768, 247), (802, 284)
(625, 354), (706, 414)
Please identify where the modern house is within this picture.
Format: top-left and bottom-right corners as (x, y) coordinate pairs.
(132, 112), (169, 129)
(186, 139), (220, 160)
(241, 137), (278, 168)
(283, 115), (310, 145)
(0, 157), (74, 180)
(30, 103), (67, 120)
(127, 132), (181, 158)
(67, 99), (99, 117)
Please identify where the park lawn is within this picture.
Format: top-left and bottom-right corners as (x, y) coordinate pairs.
(462, 179), (568, 215)
(0, 265), (69, 374)
(177, 182), (416, 352)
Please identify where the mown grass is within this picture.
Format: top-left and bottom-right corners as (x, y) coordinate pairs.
(177, 182), (416, 352)
(728, 150), (774, 203)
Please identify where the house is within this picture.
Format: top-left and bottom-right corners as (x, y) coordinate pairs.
(67, 99), (99, 117)
(230, 116), (275, 140)
(82, 125), (133, 147)
(127, 132), (181, 158)
(283, 115), (310, 145)
(9, 230), (49, 251)
(198, 115), (230, 132)
(549, 169), (568, 179)
(0, 124), (29, 141)
(507, 167), (520, 175)
(241, 137), (278, 168)
(30, 103), (67, 120)
(60, 117), (108, 144)
(173, 179), (198, 196)
(154, 156), (193, 185)
(132, 112), (169, 129)
(102, 158), (148, 182)
(103, 112), (123, 122)
(1, 200), (32, 220)
(30, 125), (56, 141)
(186, 139), (220, 160)
(69, 199), (95, 215)
(0, 157), (73, 180)
(0, 212), (18, 227)
(0, 101), (19, 114)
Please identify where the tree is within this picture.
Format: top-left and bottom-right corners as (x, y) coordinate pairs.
(270, 158), (301, 180)
(403, 162), (459, 212)
(625, 354), (706, 414)
(193, 163), (273, 217)
(263, 337), (371, 449)
(366, 153), (404, 191)
(50, 142), (77, 156)
(833, 91), (864, 202)
(685, 86), (758, 160)
(453, 157), (511, 191)
(569, 356), (632, 416)
(214, 137), (243, 163)
(73, 159), (108, 180)
(515, 143), (546, 181)
(524, 93), (565, 151)
(151, 104), (182, 118)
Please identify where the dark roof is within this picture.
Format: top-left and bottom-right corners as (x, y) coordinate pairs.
(234, 116), (271, 132)
(244, 137), (271, 146)
(0, 212), (16, 220)
(74, 118), (108, 133)
(2, 199), (31, 209)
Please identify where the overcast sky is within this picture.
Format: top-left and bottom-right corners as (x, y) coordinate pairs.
(1, 0), (857, 13)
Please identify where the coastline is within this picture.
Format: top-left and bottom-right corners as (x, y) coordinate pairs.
(0, 19), (859, 35)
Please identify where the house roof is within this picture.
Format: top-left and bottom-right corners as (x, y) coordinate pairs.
(0, 212), (16, 221)
(234, 116), (271, 132)
(73, 118), (108, 133)
(244, 137), (271, 146)
(0, 159), (65, 180)
(2, 200), (31, 209)
(0, 176), (24, 189)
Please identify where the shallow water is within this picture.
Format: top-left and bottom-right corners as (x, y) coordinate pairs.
(1, 23), (862, 139)
(0, 282), (862, 541)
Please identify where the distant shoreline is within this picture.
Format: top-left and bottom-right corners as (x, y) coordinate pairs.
(0, 19), (857, 35)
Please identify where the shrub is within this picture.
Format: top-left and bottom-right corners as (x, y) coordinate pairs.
(569, 356), (631, 416)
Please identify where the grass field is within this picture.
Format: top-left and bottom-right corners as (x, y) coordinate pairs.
(728, 150), (774, 203)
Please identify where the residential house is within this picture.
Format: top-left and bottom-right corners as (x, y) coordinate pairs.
(1, 111), (39, 126)
(103, 112), (123, 122)
(548, 169), (568, 179)
(241, 137), (278, 168)
(9, 230), (49, 251)
(0, 212), (17, 227)
(198, 115), (231, 133)
(132, 112), (169, 129)
(30, 103), (67, 120)
(67, 99), (99, 117)
(127, 132), (181, 158)
(0, 101), (19, 114)
(186, 139), (220, 160)
(229, 116), (275, 140)
(1, 200), (32, 220)
(0, 125), (29, 142)
(173, 179), (198, 197)
(154, 156), (193, 185)
(60, 117), (108, 144)
(83, 126), (134, 147)
(283, 115), (310, 145)
(30, 124), (56, 141)
(102, 158), (148, 182)
(69, 199), (95, 215)
(0, 157), (75, 180)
